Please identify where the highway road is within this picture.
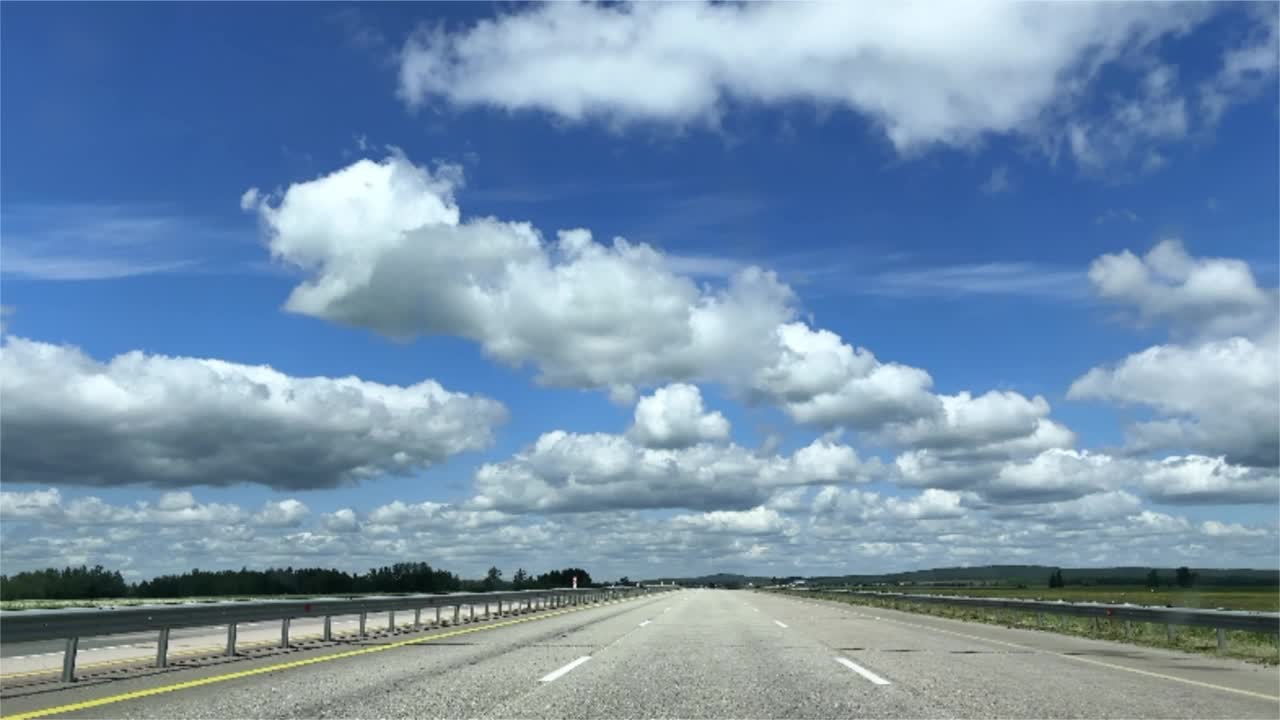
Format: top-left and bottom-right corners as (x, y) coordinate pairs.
(1, 589), (1276, 719)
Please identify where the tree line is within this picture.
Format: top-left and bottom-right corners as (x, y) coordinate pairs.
(0, 564), (598, 601)
(1048, 566), (1201, 589)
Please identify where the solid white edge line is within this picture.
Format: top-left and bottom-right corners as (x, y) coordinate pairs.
(539, 655), (592, 683)
(774, 620), (788, 628)
(835, 657), (891, 685)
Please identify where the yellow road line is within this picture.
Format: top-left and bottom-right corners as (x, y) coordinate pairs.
(1, 600), (633, 720)
(800, 596), (1280, 703)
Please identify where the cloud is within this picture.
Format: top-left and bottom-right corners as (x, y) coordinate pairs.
(748, 322), (938, 429)
(0, 204), (241, 280)
(3, 486), (1276, 580)
(669, 506), (791, 535)
(1065, 64), (1191, 173)
(250, 154), (795, 391)
(896, 444), (1276, 506)
(1086, 239), (1276, 338)
(749, 324), (1071, 460)
(980, 166), (1012, 195)
(1138, 455), (1278, 505)
(320, 508), (360, 534)
(1199, 4), (1280, 126)
(398, 1), (1214, 166)
(862, 263), (1086, 300)
(0, 335), (507, 489)
(1094, 209), (1140, 224)
(628, 383), (730, 448)
(1073, 241), (1278, 467)
(239, 188), (261, 211)
(366, 500), (509, 530)
(470, 431), (873, 514)
(895, 448), (1123, 504)
(253, 499), (311, 528)
(0, 488), (246, 526)
(883, 391), (1052, 451)
(882, 489), (971, 520)
(252, 153), (1071, 449)
(1069, 336), (1279, 467)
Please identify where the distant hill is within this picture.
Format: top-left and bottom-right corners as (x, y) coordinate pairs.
(643, 573), (774, 587)
(810, 565), (1279, 587)
(645, 566), (1279, 588)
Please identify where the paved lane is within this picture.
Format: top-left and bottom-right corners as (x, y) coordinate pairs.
(3, 589), (1276, 719)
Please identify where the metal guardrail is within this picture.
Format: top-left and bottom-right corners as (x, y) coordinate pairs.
(0, 586), (670, 682)
(785, 588), (1280, 652)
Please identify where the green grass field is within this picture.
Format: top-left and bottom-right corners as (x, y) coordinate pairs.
(870, 585), (1280, 612)
(784, 587), (1280, 665)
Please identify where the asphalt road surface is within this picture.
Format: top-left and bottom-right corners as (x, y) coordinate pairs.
(2, 589), (1277, 719)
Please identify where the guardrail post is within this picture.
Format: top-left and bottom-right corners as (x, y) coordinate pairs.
(323, 616), (332, 642)
(389, 611), (396, 633)
(61, 637), (78, 683)
(497, 598), (503, 617)
(281, 617), (291, 648)
(1123, 621), (1132, 640)
(414, 608), (421, 628)
(227, 623), (238, 656)
(435, 606), (441, 625)
(359, 612), (367, 638)
(452, 604), (460, 624)
(469, 603), (475, 622)
(1166, 624), (1174, 643)
(1035, 611), (1043, 628)
(1216, 628), (1227, 654)
(156, 627), (170, 668)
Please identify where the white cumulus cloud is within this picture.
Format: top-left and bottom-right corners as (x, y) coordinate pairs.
(628, 383), (730, 448)
(397, 0), (1213, 165)
(0, 335), (507, 489)
(470, 432), (874, 514)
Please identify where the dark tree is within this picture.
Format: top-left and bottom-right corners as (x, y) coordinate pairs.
(1175, 566), (1197, 588)
(483, 566), (504, 591)
(512, 568), (530, 590)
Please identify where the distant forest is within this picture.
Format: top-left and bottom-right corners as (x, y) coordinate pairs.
(0, 563), (597, 601)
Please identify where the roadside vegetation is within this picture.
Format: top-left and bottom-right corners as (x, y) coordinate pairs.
(0, 564), (597, 610)
(876, 585), (1279, 612)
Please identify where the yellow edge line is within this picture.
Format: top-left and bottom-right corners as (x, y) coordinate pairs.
(1, 599), (634, 720)
(799, 595), (1280, 703)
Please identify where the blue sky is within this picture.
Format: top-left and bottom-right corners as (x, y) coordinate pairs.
(2, 2), (1277, 581)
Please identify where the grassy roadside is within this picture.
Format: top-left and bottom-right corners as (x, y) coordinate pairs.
(862, 585), (1280, 612)
(774, 589), (1280, 666)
